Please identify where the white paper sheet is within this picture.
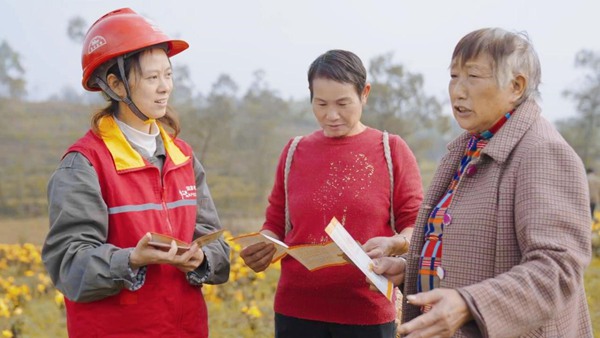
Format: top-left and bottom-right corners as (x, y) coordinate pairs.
(324, 217), (393, 301)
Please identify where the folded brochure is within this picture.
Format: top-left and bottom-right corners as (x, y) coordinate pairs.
(231, 232), (347, 271)
(286, 242), (347, 271)
(148, 229), (224, 255)
(324, 217), (394, 301)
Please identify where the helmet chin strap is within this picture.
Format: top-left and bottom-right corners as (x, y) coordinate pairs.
(94, 56), (151, 123)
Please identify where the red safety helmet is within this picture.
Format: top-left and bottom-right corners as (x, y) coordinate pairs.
(81, 8), (189, 91)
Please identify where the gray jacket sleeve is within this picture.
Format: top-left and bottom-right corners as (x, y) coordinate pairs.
(42, 152), (138, 302)
(191, 154), (230, 284)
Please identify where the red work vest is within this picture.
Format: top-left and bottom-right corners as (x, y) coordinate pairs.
(64, 116), (208, 338)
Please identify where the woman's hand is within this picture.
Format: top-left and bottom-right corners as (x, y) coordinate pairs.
(169, 243), (204, 273)
(367, 256), (407, 289)
(240, 242), (276, 272)
(398, 288), (473, 337)
(363, 234), (409, 259)
(129, 233), (204, 272)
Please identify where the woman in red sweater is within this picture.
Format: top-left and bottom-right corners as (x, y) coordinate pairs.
(241, 49), (423, 338)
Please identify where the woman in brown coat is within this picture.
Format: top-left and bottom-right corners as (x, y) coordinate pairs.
(371, 28), (593, 337)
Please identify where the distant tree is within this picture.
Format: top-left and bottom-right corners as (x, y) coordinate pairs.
(48, 85), (85, 104)
(171, 64), (196, 107)
(237, 70), (289, 202)
(67, 16), (87, 44)
(560, 49), (600, 168)
(195, 73), (238, 166)
(366, 52), (448, 160)
(556, 117), (590, 163)
(0, 40), (26, 99)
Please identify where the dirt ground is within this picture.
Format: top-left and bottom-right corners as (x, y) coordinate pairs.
(0, 217), (49, 245)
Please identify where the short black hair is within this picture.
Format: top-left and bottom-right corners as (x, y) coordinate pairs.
(307, 49), (366, 101)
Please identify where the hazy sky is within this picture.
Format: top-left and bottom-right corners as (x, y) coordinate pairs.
(2, 0), (600, 122)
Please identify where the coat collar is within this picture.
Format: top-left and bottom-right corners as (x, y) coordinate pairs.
(423, 98), (541, 207)
(446, 98), (541, 164)
(98, 116), (189, 171)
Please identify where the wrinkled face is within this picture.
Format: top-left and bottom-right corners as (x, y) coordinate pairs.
(128, 48), (173, 121)
(449, 54), (516, 134)
(311, 78), (369, 138)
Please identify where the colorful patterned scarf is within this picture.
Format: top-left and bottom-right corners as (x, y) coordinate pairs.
(417, 111), (514, 299)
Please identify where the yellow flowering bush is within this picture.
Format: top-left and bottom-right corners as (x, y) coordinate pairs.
(592, 211), (600, 256)
(205, 236), (280, 337)
(0, 232), (280, 337)
(0, 227), (599, 337)
(0, 244), (57, 337)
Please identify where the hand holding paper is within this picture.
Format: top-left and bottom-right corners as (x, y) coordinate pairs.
(324, 217), (394, 301)
(148, 230), (224, 255)
(231, 231), (349, 271)
(231, 232), (289, 262)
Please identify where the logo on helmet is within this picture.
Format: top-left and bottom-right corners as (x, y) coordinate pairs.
(88, 36), (107, 54)
(143, 18), (163, 33)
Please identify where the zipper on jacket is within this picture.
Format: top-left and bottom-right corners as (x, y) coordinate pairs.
(161, 173), (174, 235)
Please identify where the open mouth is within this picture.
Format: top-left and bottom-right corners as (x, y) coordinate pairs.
(454, 105), (471, 113)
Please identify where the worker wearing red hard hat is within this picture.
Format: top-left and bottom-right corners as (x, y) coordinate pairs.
(42, 8), (230, 338)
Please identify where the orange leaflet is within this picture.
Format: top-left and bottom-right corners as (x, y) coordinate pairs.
(148, 230), (224, 255)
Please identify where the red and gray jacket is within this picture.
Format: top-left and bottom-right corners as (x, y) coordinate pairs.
(43, 116), (227, 338)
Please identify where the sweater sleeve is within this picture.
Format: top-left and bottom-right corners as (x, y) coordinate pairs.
(191, 154), (230, 284)
(42, 152), (139, 302)
(261, 139), (294, 240)
(390, 135), (424, 232)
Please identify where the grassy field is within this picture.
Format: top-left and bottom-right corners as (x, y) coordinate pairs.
(1, 217), (599, 337)
(0, 217), (264, 246)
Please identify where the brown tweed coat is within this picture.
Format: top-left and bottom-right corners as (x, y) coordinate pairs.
(402, 99), (593, 337)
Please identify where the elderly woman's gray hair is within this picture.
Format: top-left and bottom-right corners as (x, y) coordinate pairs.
(451, 27), (541, 104)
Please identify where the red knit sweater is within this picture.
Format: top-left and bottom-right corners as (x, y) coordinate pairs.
(262, 127), (423, 325)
